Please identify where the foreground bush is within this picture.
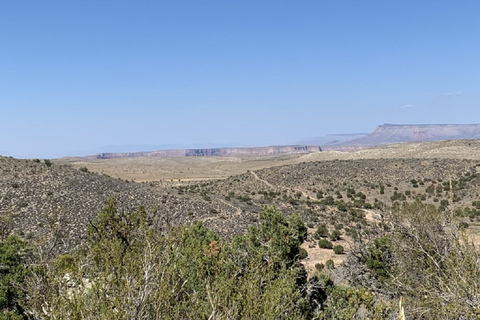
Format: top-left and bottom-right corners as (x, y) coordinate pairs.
(23, 201), (315, 319)
(0, 235), (31, 319)
(3, 199), (392, 319)
(347, 201), (480, 319)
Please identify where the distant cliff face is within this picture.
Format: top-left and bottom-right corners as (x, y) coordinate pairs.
(97, 145), (321, 159)
(336, 124), (480, 147)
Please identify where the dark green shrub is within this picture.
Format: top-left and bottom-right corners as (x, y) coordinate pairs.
(390, 191), (406, 201)
(323, 196), (335, 205)
(298, 247), (308, 259)
(0, 235), (31, 319)
(336, 202), (347, 212)
(367, 237), (391, 279)
(439, 199), (449, 211)
(459, 222), (469, 229)
(473, 201), (480, 209)
(315, 263), (324, 271)
(356, 192), (366, 200)
(319, 239), (333, 249)
(325, 259), (335, 269)
(314, 224), (329, 239)
(330, 230), (341, 241)
(333, 245), (344, 254)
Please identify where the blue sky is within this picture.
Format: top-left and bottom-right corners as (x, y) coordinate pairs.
(1, 1), (479, 158)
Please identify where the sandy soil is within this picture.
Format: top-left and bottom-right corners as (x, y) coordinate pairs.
(301, 234), (350, 275)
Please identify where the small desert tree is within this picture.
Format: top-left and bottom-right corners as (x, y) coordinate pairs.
(348, 201), (480, 319)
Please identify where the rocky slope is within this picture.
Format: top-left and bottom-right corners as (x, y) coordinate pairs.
(96, 145), (321, 159)
(0, 157), (258, 250)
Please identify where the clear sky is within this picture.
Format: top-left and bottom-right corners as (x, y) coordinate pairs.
(1, 1), (479, 158)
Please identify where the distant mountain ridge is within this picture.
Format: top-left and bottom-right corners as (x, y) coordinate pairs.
(298, 133), (369, 146)
(96, 145), (321, 159)
(323, 124), (480, 149)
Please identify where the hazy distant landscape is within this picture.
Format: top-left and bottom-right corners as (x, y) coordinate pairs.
(56, 123), (480, 160)
(3, 1), (480, 319)
(2, 136), (480, 318)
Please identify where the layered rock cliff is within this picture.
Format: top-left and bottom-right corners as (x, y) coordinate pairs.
(97, 145), (321, 159)
(329, 124), (480, 148)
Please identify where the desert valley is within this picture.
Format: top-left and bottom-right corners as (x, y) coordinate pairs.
(2, 124), (480, 319)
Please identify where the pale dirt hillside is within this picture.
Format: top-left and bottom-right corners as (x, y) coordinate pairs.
(318, 139), (480, 160)
(58, 154), (308, 182)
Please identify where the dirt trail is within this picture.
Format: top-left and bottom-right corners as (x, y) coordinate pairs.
(218, 199), (242, 217)
(250, 170), (315, 199)
(364, 209), (383, 222)
(250, 171), (275, 188)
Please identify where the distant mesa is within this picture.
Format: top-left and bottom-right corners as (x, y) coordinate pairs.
(96, 124), (480, 159)
(319, 124), (480, 149)
(97, 145), (321, 159)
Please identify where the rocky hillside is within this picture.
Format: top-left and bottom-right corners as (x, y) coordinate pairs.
(0, 157), (259, 250)
(96, 145), (321, 159)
